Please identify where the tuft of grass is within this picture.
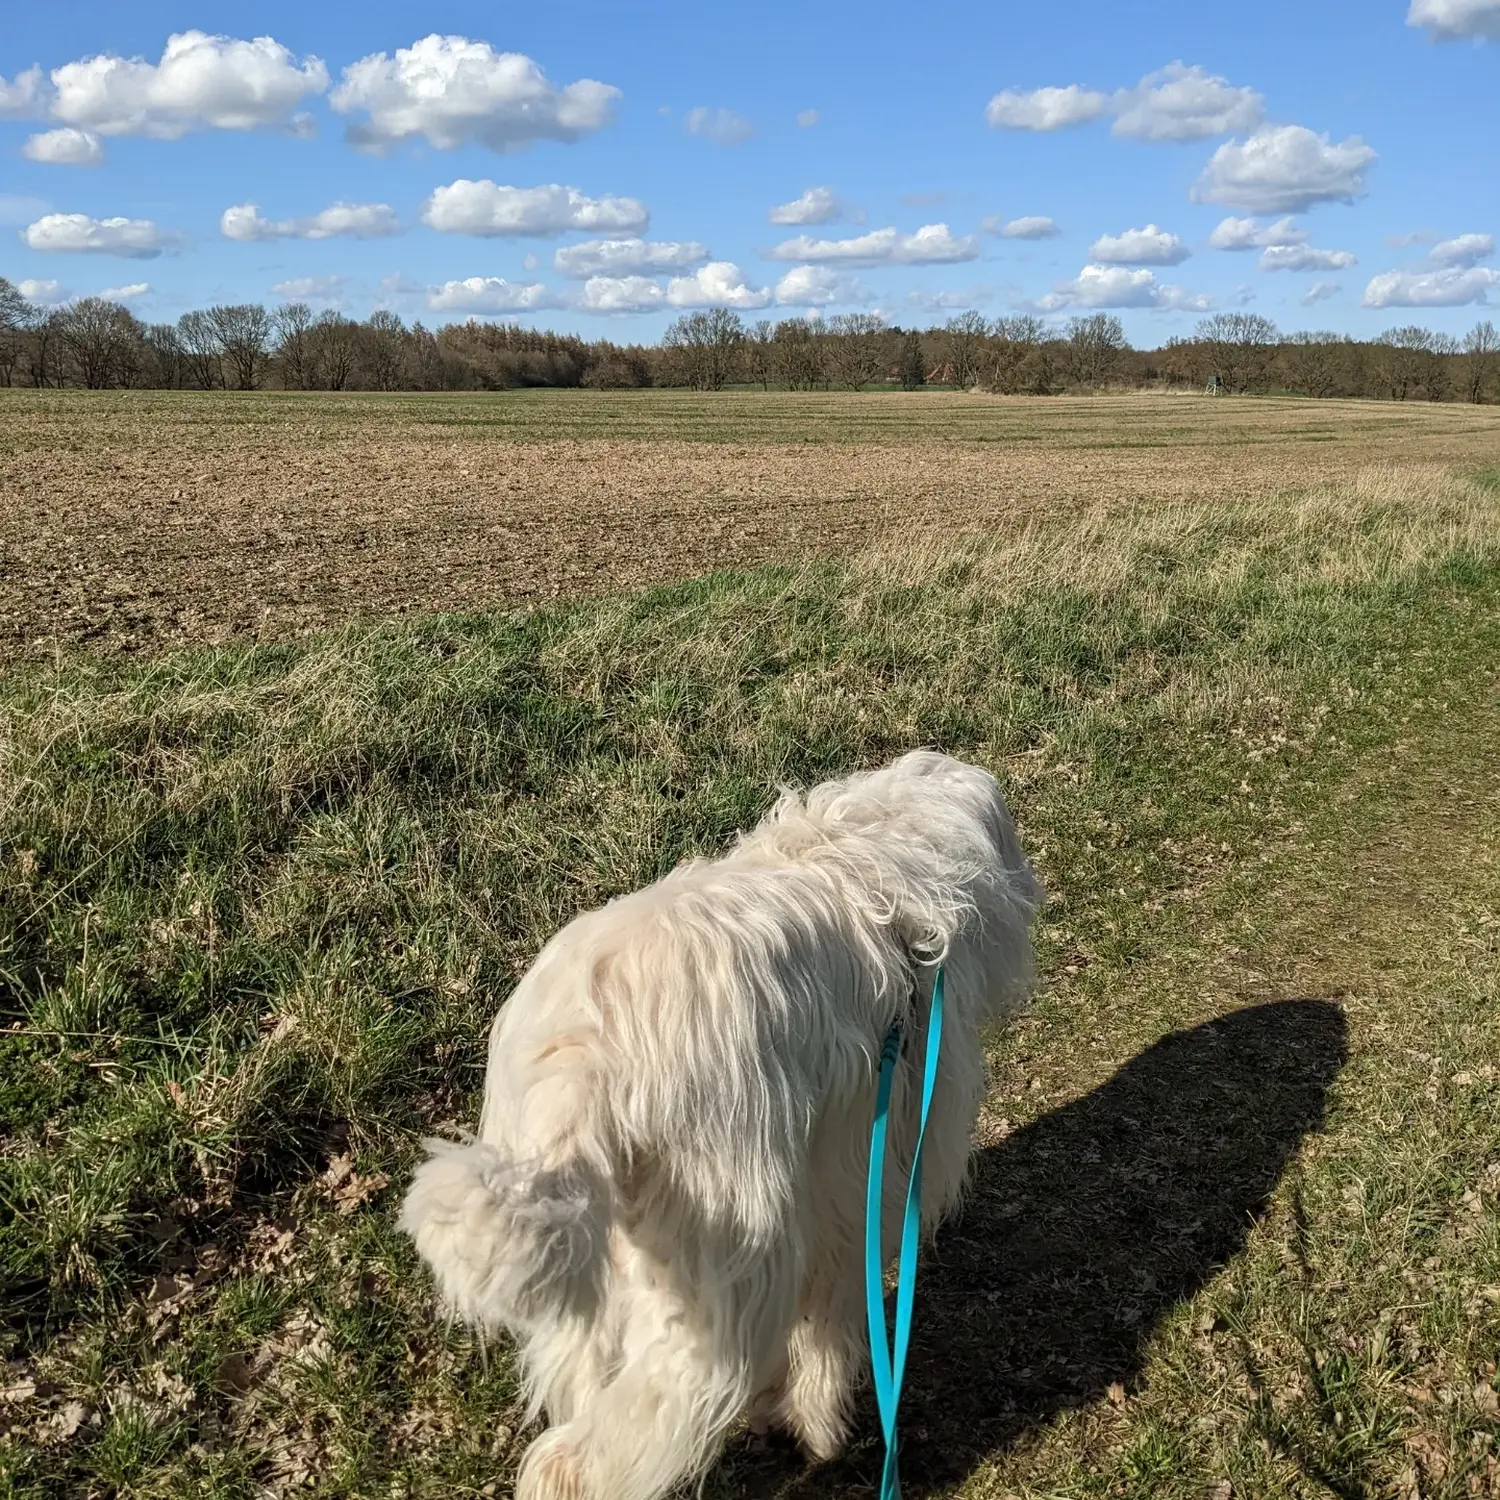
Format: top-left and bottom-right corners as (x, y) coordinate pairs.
(1, 471), (1499, 1497)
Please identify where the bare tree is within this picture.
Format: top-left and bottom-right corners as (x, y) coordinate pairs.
(899, 329), (927, 389)
(207, 303), (271, 390)
(0, 276), (30, 387)
(1374, 325), (1434, 401)
(824, 312), (886, 390)
(1280, 332), (1341, 399)
(1462, 320), (1498, 404)
(987, 314), (1044, 393)
(177, 310), (223, 389)
(1065, 314), (1128, 389)
(773, 318), (823, 390)
(272, 302), (315, 390)
(745, 319), (775, 390)
(1194, 312), (1279, 394)
(1425, 331), (1458, 403)
(311, 311), (360, 391)
(662, 309), (744, 391)
(56, 298), (142, 387)
(942, 310), (988, 390)
(143, 323), (188, 388)
(361, 309), (408, 390)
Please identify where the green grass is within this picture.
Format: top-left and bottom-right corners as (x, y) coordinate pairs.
(2, 475), (1499, 1498)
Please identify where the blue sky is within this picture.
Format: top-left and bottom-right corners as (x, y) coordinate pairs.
(2, 1), (1497, 344)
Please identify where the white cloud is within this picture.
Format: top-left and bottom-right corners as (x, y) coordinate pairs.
(0, 66), (45, 117)
(22, 212), (165, 258)
(765, 222), (978, 266)
(1258, 244), (1357, 271)
(1088, 224), (1191, 266)
(331, 35), (618, 152)
(796, 108), (819, 127)
(1363, 265), (1500, 307)
(905, 287), (995, 312)
(16, 278), (65, 305)
(98, 281), (150, 301)
(1430, 233), (1494, 267)
(426, 276), (561, 313)
(1207, 215), (1308, 250)
(1191, 125), (1377, 213)
(553, 238), (709, 277)
(768, 186), (861, 226)
(982, 214), (1061, 239)
(221, 201), (400, 242)
(685, 106), (753, 145)
(422, 180), (648, 237)
(378, 272), (425, 296)
(665, 261), (771, 309)
(576, 275), (665, 313)
(47, 31), (326, 139)
(271, 274), (348, 300)
(984, 84), (1109, 131)
(1407, 0), (1500, 39)
(1110, 62), (1263, 142)
(22, 128), (104, 165)
(1302, 280), (1341, 305)
(1038, 263), (1211, 312)
(774, 265), (867, 307)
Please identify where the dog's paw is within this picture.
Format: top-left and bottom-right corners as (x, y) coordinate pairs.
(516, 1429), (585, 1500)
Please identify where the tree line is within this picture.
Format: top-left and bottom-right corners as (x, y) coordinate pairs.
(1, 277), (1496, 403)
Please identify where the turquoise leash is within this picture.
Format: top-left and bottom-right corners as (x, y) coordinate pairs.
(865, 964), (945, 1500)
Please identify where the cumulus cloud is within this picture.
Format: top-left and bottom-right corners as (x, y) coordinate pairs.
(97, 281), (150, 301)
(768, 186), (861, 226)
(1207, 215), (1308, 250)
(1, 66), (45, 117)
(1430, 233), (1494, 267)
(553, 238), (709, 277)
(22, 212), (166, 257)
(982, 214), (1062, 239)
(1407, 0), (1500, 39)
(796, 108), (819, 127)
(1302, 280), (1341, 305)
(22, 128), (104, 165)
(665, 261), (771, 308)
(774, 265), (868, 307)
(331, 35), (618, 152)
(1111, 62), (1264, 141)
(1038, 263), (1211, 312)
(16, 278), (65, 304)
(1088, 224), (1191, 266)
(576, 275), (664, 313)
(426, 276), (561, 313)
(765, 222), (978, 266)
(221, 201), (400, 241)
(1363, 265), (1500, 307)
(271, 274), (348, 300)
(685, 106), (753, 145)
(1191, 125), (1377, 213)
(1258, 244), (1357, 272)
(422, 180), (648, 237)
(984, 84), (1109, 131)
(986, 62), (1261, 140)
(44, 31), (326, 139)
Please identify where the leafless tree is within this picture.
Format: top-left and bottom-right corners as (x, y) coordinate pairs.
(662, 309), (744, 391)
(987, 314), (1044, 393)
(1462, 321), (1498, 404)
(1374, 325), (1434, 401)
(207, 303), (271, 390)
(1424, 332), (1458, 402)
(310, 311), (361, 391)
(824, 312), (886, 390)
(1280, 332), (1341, 399)
(1064, 314), (1128, 389)
(361, 309), (408, 390)
(1194, 312), (1279, 394)
(943, 310), (988, 390)
(143, 323), (188, 388)
(745, 319), (775, 390)
(773, 318), (823, 390)
(272, 302), (315, 391)
(177, 310), (223, 389)
(56, 298), (144, 388)
(0, 276), (30, 386)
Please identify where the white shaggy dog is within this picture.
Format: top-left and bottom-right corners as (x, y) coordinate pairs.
(401, 750), (1042, 1500)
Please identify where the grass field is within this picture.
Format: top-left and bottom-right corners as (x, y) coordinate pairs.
(1, 392), (1499, 1499)
(3, 388), (1500, 662)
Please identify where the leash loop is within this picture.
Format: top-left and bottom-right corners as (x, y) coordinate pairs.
(865, 964), (945, 1500)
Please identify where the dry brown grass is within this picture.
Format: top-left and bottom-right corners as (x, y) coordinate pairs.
(2, 387), (1498, 662)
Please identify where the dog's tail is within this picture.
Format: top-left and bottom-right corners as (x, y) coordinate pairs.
(400, 1137), (611, 1332)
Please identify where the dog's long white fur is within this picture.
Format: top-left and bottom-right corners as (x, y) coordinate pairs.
(400, 750), (1043, 1500)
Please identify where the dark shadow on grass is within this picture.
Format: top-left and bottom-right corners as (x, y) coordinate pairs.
(718, 998), (1348, 1498)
